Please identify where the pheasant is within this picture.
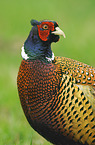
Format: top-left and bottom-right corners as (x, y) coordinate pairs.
(17, 19), (95, 145)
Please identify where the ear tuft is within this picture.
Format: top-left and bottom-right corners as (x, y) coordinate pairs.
(30, 19), (40, 26)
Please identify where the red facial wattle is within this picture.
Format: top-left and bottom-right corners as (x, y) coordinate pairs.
(37, 22), (55, 41)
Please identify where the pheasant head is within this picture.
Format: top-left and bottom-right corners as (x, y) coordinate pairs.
(21, 19), (65, 60)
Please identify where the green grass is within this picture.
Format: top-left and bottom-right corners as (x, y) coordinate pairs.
(0, 0), (95, 144)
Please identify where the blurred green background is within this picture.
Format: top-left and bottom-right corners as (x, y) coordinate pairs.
(0, 0), (95, 145)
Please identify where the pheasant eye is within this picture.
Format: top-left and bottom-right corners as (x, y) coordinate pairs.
(42, 24), (48, 30)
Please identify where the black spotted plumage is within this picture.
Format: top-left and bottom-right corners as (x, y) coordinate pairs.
(17, 19), (95, 145)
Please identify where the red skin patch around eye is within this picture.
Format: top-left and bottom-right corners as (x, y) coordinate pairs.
(37, 22), (55, 41)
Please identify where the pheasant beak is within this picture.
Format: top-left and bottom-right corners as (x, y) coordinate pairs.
(51, 27), (66, 38)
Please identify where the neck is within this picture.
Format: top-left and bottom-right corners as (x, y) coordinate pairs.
(22, 33), (54, 62)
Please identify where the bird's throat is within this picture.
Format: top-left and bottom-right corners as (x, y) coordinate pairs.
(21, 35), (54, 62)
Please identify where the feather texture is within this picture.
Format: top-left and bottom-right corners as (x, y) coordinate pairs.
(17, 20), (95, 145)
